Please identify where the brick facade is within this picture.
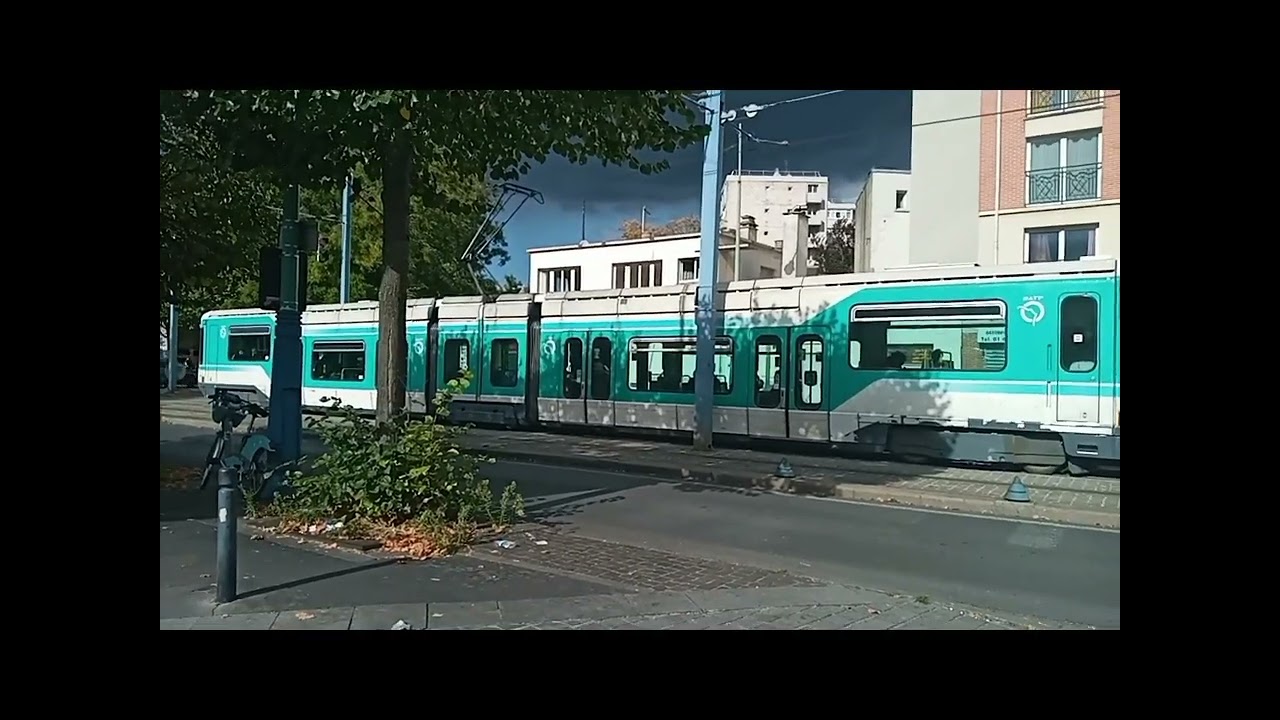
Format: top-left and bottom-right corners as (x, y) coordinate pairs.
(1102, 90), (1121, 201)
(998, 91), (1027, 211)
(978, 91), (998, 213)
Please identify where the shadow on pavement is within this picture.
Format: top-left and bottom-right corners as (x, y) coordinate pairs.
(159, 520), (621, 619)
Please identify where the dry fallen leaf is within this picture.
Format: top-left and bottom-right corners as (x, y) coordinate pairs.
(868, 607), (881, 615)
(295, 611), (316, 621)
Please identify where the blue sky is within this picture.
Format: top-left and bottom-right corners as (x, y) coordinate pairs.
(493, 90), (912, 283)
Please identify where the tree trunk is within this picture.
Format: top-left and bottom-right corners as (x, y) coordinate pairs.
(376, 130), (412, 424)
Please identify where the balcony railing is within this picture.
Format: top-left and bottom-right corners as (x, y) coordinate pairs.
(1029, 90), (1102, 114)
(1027, 163), (1101, 205)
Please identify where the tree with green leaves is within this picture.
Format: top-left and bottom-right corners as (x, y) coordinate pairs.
(160, 114), (279, 328)
(811, 218), (857, 276)
(299, 166), (519, 305)
(161, 90), (706, 423)
(619, 214), (700, 239)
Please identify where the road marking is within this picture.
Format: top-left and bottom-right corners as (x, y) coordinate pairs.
(493, 460), (1121, 535)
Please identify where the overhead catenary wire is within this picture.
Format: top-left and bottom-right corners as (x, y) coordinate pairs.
(775, 91), (1121, 149)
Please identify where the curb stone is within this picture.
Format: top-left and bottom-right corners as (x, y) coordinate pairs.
(474, 448), (1121, 530)
(160, 415), (1119, 530)
(160, 586), (1103, 630)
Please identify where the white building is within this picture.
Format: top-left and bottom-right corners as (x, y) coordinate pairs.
(910, 89), (1120, 266)
(826, 200), (856, 228)
(853, 168), (912, 272)
(721, 169), (829, 246)
(529, 229), (782, 293)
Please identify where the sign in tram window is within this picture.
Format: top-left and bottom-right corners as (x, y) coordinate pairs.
(795, 336), (824, 409)
(563, 337), (584, 399)
(444, 339), (470, 381)
(848, 301), (1008, 372)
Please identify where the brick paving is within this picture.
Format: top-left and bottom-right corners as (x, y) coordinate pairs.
(161, 587), (1098, 630)
(474, 528), (821, 593)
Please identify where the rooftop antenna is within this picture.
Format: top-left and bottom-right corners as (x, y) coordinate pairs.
(580, 199), (586, 242)
(460, 182), (545, 299)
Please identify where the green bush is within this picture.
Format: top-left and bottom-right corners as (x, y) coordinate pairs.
(274, 373), (524, 530)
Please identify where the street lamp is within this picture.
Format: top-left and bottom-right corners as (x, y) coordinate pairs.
(730, 125), (788, 281)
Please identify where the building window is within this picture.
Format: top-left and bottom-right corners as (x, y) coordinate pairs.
(444, 338), (469, 380)
(563, 337), (583, 399)
(311, 340), (366, 382)
(489, 339), (520, 388)
(227, 325), (271, 362)
(538, 266), (581, 293)
(1027, 131), (1100, 205)
(1027, 225), (1097, 263)
(627, 337), (732, 394)
(678, 257), (699, 282)
(807, 184), (819, 193)
(612, 260), (662, 289)
(848, 301), (1008, 372)
(895, 190), (908, 210)
(759, 266), (776, 279)
(1029, 90), (1102, 115)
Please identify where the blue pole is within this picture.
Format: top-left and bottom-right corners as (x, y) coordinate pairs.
(167, 302), (179, 393)
(267, 185), (303, 463)
(339, 174), (354, 304)
(693, 90), (724, 451)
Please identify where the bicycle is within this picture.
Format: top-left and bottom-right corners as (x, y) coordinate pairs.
(199, 389), (277, 500)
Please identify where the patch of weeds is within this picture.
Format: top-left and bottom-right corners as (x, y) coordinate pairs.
(914, 595), (931, 605)
(261, 373), (524, 559)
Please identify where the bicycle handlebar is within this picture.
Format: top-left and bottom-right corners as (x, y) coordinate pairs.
(208, 390), (269, 418)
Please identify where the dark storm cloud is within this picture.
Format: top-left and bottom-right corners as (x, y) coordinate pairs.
(521, 90), (912, 210)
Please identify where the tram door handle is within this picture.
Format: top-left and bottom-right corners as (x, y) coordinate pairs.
(1045, 382), (1053, 406)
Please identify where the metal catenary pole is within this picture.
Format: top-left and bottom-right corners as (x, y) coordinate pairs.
(693, 90), (725, 451)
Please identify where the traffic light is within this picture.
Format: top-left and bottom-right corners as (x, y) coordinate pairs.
(258, 247), (310, 312)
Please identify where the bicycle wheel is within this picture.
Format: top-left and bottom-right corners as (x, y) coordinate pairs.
(199, 435), (226, 490)
(239, 448), (271, 501)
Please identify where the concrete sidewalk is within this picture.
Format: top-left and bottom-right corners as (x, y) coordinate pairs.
(159, 393), (1120, 529)
(161, 585), (1089, 630)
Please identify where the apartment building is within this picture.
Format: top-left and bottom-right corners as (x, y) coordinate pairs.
(911, 90), (1120, 266)
(827, 200), (856, 228)
(529, 230), (782, 293)
(853, 169), (911, 272)
(721, 169), (829, 244)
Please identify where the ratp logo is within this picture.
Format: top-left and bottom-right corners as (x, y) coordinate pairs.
(1018, 299), (1045, 325)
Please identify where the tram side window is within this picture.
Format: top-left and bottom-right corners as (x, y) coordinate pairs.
(444, 339), (470, 381)
(1060, 295), (1098, 373)
(849, 301), (1007, 372)
(563, 337), (584, 399)
(795, 336), (823, 409)
(590, 337), (613, 401)
(754, 336), (783, 409)
(311, 341), (366, 382)
(627, 337), (733, 395)
(227, 326), (271, 362)
(489, 339), (520, 388)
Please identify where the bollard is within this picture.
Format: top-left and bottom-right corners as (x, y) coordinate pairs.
(215, 465), (238, 604)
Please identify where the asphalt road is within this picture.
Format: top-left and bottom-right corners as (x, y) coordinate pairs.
(160, 420), (1120, 628)
(485, 462), (1121, 629)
